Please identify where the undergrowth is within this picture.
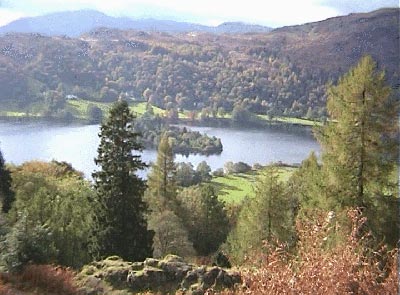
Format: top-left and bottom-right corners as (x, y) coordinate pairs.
(0, 209), (397, 294)
(0, 264), (78, 295)
(217, 209), (398, 294)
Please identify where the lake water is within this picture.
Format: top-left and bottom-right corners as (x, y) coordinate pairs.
(0, 122), (320, 179)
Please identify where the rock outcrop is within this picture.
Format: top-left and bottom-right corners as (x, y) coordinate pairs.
(78, 254), (241, 294)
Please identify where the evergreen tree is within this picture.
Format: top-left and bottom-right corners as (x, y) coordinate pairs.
(317, 56), (398, 209)
(0, 149), (14, 213)
(92, 100), (153, 261)
(1, 213), (58, 272)
(146, 134), (177, 210)
(146, 135), (194, 257)
(288, 152), (327, 217)
(316, 56), (399, 245)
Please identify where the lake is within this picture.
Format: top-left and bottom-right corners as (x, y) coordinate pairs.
(0, 122), (320, 179)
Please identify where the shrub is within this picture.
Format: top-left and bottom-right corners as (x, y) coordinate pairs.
(0, 264), (78, 295)
(217, 209), (398, 294)
(20, 265), (78, 295)
(212, 168), (225, 177)
(224, 162), (251, 174)
(1, 214), (58, 272)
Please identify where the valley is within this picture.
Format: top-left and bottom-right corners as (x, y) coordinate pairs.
(0, 5), (398, 295)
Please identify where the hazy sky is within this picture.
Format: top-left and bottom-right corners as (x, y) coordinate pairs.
(0, 0), (398, 27)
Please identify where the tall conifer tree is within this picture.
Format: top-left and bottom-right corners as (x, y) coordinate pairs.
(92, 100), (153, 261)
(316, 56), (399, 245)
(145, 135), (193, 257)
(317, 56), (398, 208)
(146, 134), (177, 210)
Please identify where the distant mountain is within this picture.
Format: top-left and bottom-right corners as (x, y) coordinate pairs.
(264, 7), (399, 76)
(215, 22), (272, 33)
(0, 10), (272, 36)
(0, 8), (397, 119)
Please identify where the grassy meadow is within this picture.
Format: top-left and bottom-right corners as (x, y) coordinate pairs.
(211, 167), (296, 204)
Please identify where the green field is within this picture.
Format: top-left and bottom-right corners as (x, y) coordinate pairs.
(130, 102), (164, 116)
(66, 100), (164, 119)
(0, 111), (31, 117)
(0, 99), (320, 127)
(66, 100), (112, 119)
(211, 167), (296, 204)
(66, 100), (190, 120)
(257, 114), (322, 127)
(177, 110), (319, 126)
(211, 173), (256, 203)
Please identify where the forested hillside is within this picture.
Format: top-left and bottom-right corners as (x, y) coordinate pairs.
(0, 55), (398, 294)
(0, 8), (398, 119)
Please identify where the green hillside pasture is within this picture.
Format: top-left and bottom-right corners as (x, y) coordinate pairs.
(212, 167), (296, 204)
(66, 100), (173, 119)
(130, 102), (163, 116)
(132, 102), (189, 118)
(66, 100), (112, 119)
(257, 114), (321, 127)
(0, 111), (30, 117)
(212, 173), (256, 204)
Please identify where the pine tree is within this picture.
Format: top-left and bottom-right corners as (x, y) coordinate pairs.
(0, 149), (14, 213)
(317, 56), (398, 208)
(92, 100), (153, 261)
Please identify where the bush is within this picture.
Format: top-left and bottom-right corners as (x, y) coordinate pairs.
(224, 161), (251, 174)
(212, 168), (225, 177)
(1, 214), (58, 272)
(0, 264), (78, 295)
(218, 209), (398, 294)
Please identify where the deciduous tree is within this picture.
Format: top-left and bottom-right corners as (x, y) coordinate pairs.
(7, 161), (94, 268)
(178, 185), (230, 256)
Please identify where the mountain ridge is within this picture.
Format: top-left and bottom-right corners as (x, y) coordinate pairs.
(0, 9), (272, 36)
(0, 8), (397, 119)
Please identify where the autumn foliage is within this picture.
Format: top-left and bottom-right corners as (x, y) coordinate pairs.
(218, 209), (398, 294)
(0, 264), (78, 295)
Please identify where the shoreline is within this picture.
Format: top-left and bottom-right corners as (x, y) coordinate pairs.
(0, 113), (319, 140)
